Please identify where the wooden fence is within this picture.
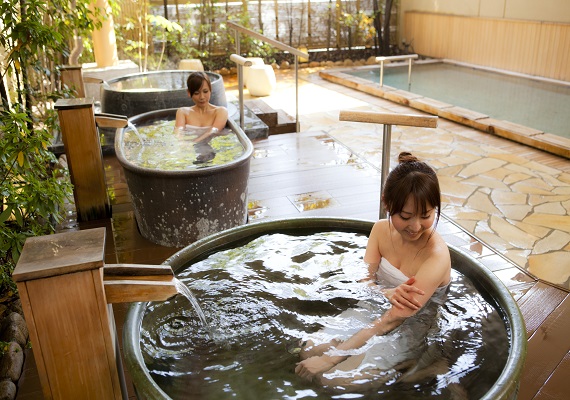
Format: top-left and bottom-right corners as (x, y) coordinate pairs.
(403, 11), (570, 82)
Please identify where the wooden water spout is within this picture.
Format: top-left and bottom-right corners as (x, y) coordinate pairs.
(12, 227), (177, 399)
(104, 264), (178, 303)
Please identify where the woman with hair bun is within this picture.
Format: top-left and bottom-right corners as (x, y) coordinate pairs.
(295, 152), (451, 388)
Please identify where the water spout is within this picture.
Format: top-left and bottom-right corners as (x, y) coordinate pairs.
(103, 264), (178, 303)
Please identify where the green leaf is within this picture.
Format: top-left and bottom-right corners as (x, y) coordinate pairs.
(0, 207), (12, 224)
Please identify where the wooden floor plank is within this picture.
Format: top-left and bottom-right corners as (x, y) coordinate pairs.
(517, 294), (570, 400)
(516, 282), (568, 337)
(532, 351), (570, 399)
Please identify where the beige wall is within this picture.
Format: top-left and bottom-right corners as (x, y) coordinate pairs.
(400, 0), (570, 26)
(403, 12), (570, 81)
(399, 0), (570, 81)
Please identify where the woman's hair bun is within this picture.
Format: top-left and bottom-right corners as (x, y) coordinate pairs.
(398, 151), (419, 164)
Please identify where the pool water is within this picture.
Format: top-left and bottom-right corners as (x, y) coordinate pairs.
(122, 120), (245, 170)
(140, 231), (508, 399)
(347, 62), (570, 138)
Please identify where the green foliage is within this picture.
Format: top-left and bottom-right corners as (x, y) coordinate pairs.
(0, 0), (90, 298)
(0, 106), (71, 297)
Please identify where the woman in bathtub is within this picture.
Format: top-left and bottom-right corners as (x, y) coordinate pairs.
(295, 151), (451, 389)
(175, 71), (228, 143)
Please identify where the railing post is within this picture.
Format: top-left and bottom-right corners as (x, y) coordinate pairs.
(235, 30), (240, 57)
(408, 58), (413, 90)
(338, 110), (438, 220)
(230, 54), (252, 131)
(376, 54), (418, 88)
(227, 22), (308, 135)
(295, 55), (300, 132)
(380, 124), (392, 218)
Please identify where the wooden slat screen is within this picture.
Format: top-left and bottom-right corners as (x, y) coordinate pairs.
(404, 11), (570, 82)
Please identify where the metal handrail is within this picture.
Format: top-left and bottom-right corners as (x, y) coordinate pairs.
(228, 22), (309, 133)
(376, 54), (418, 88)
(339, 110), (438, 219)
(229, 54), (252, 130)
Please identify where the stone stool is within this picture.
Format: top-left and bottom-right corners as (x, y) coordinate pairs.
(178, 59), (204, 71)
(247, 65), (277, 97)
(243, 57), (265, 87)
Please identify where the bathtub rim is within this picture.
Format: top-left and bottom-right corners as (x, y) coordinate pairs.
(122, 216), (527, 400)
(114, 108), (254, 177)
(101, 69), (224, 93)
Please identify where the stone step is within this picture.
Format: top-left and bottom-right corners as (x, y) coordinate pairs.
(229, 100), (269, 141)
(270, 109), (297, 135)
(244, 99), (278, 128)
(244, 99), (297, 135)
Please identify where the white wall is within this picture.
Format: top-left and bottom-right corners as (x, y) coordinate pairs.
(400, 0), (570, 23)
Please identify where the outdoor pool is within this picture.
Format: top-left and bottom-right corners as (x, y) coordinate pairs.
(346, 61), (570, 139)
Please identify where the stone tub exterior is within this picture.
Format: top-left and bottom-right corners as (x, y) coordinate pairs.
(101, 70), (227, 118)
(114, 108), (253, 247)
(122, 217), (527, 400)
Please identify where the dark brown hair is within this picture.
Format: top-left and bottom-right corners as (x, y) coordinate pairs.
(186, 72), (212, 95)
(383, 152), (441, 225)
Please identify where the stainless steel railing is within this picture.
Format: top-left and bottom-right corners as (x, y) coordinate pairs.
(376, 54), (419, 89)
(228, 22), (309, 133)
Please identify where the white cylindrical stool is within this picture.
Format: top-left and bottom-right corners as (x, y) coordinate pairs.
(247, 65), (276, 97)
(178, 59), (204, 71)
(243, 57), (265, 87)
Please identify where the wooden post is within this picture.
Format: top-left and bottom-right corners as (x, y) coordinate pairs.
(13, 228), (123, 400)
(59, 65), (85, 97)
(54, 98), (111, 221)
(12, 229), (179, 399)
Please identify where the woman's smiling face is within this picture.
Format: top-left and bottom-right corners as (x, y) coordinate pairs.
(390, 195), (435, 241)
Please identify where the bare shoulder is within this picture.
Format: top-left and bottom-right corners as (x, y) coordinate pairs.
(371, 219), (390, 234)
(423, 232), (451, 281)
(176, 106), (192, 115)
(214, 105), (228, 116)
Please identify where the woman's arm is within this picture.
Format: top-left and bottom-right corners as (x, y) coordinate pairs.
(296, 252), (450, 380)
(363, 221), (424, 308)
(174, 108), (187, 129)
(382, 277), (425, 310)
(211, 106), (228, 131)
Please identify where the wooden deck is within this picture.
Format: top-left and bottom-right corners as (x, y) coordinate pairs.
(16, 129), (570, 399)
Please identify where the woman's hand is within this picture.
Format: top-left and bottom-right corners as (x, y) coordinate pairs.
(295, 356), (334, 381)
(383, 277), (425, 310)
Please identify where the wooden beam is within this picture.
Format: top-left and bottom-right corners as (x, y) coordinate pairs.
(339, 110), (438, 128)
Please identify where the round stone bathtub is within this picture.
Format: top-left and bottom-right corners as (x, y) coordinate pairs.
(114, 108), (253, 247)
(101, 70), (227, 118)
(123, 217), (527, 399)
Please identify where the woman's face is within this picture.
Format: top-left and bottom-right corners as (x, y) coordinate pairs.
(390, 195), (435, 242)
(190, 80), (211, 106)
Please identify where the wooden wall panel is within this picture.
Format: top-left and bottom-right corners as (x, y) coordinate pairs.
(404, 12), (570, 81)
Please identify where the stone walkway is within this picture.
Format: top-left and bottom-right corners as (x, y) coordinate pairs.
(226, 67), (570, 289)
